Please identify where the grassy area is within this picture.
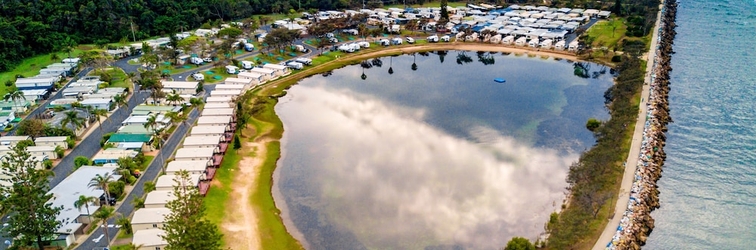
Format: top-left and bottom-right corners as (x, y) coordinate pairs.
(139, 155), (155, 171)
(90, 67), (132, 89)
(116, 229), (132, 239)
(0, 49), (85, 96)
(587, 18), (628, 49)
(203, 145), (239, 248)
(109, 244), (135, 250)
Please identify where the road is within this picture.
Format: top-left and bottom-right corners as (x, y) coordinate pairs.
(76, 86), (212, 250)
(591, 5), (663, 250)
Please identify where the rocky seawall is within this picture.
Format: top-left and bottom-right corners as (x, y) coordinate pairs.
(606, 0), (678, 249)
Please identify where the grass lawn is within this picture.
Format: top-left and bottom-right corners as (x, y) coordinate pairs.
(90, 67), (132, 89)
(116, 229), (132, 239)
(203, 146), (240, 248)
(109, 244), (135, 250)
(587, 18), (628, 49)
(0, 49), (85, 96)
(139, 155), (155, 171)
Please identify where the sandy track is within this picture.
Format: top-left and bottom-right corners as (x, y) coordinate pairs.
(219, 141), (264, 250)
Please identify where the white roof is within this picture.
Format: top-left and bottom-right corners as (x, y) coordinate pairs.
(203, 103), (232, 109)
(190, 125), (226, 135)
(34, 136), (68, 142)
(122, 114), (170, 125)
(206, 96), (233, 103)
(144, 190), (174, 206)
(22, 89), (49, 96)
(210, 90), (242, 96)
(224, 77), (252, 84)
(93, 149), (139, 160)
(174, 147), (215, 159)
(26, 146), (56, 152)
(131, 207), (171, 224)
(16, 77), (56, 84)
(200, 108), (234, 117)
(237, 72), (263, 79)
(161, 81), (199, 89)
(155, 174), (202, 189)
(47, 166), (120, 234)
(0, 136), (31, 142)
(132, 229), (167, 247)
(182, 135), (223, 146)
(249, 67), (275, 74)
(166, 160), (209, 173)
(262, 64), (287, 70)
(214, 84), (246, 90)
(80, 98), (112, 105)
(197, 116), (232, 125)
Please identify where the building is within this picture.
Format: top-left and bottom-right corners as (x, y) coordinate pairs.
(121, 114), (170, 127)
(92, 148), (138, 164)
(131, 207), (171, 230)
(0, 136), (31, 146)
(161, 81), (199, 95)
(154, 174), (203, 191)
(79, 98), (112, 111)
(196, 116), (233, 126)
(214, 84), (247, 90)
(15, 77), (57, 91)
(210, 89), (242, 98)
(108, 133), (152, 145)
(144, 191), (174, 208)
(203, 103), (232, 109)
(200, 108), (235, 117)
(26, 146), (58, 159)
(34, 136), (69, 149)
(165, 160), (210, 175)
(47, 166), (121, 247)
(190, 125), (227, 137)
(205, 96), (233, 104)
(262, 63), (290, 76)
(182, 135), (223, 148)
(174, 148), (215, 162)
(132, 229), (168, 250)
(131, 105), (180, 116)
(118, 124), (154, 135)
(223, 77), (254, 86)
(22, 89), (51, 101)
(248, 67), (276, 80)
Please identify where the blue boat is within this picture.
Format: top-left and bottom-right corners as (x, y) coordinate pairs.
(494, 78), (506, 83)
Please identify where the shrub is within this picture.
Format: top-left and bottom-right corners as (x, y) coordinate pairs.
(65, 137), (75, 148)
(74, 156), (91, 168)
(100, 132), (114, 147)
(611, 55), (622, 62)
(54, 146), (65, 158)
(108, 181), (126, 199)
(43, 159), (53, 170)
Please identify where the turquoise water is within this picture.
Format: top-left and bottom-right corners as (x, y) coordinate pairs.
(645, 0), (756, 249)
(273, 52), (613, 249)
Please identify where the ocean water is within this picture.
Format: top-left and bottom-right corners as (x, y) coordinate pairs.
(644, 0), (756, 249)
(273, 52), (613, 249)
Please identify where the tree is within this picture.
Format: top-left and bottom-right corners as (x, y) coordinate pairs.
(440, 0), (449, 21)
(17, 118), (46, 139)
(93, 206), (118, 247)
(613, 0), (622, 16)
(233, 135), (242, 150)
(113, 93), (129, 110)
(143, 114), (158, 133)
(190, 97), (204, 109)
(132, 197), (146, 209)
(165, 111), (186, 127)
(88, 173), (114, 203)
(74, 156), (91, 168)
(91, 108), (109, 132)
(505, 237), (535, 250)
(60, 110), (86, 132)
(4, 89), (26, 116)
(217, 27), (243, 39)
(116, 215), (133, 235)
(586, 118), (602, 132)
(196, 81), (204, 94)
(74, 195), (99, 224)
(166, 90), (183, 106)
(50, 53), (60, 62)
(162, 171), (223, 250)
(0, 144), (62, 250)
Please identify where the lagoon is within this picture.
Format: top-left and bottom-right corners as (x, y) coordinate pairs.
(273, 51), (613, 249)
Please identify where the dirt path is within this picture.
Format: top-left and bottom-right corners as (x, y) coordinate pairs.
(220, 140), (266, 250)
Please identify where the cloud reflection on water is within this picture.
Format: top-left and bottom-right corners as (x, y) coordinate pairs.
(277, 86), (579, 249)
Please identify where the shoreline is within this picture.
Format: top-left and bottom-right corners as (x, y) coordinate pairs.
(593, 0), (678, 249)
(231, 42), (589, 249)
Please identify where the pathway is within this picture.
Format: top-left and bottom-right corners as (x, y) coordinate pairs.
(591, 4), (663, 250)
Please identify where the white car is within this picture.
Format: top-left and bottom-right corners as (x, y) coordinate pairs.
(406, 37), (415, 44)
(191, 73), (204, 81)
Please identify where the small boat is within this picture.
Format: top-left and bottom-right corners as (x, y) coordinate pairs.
(494, 78), (506, 83)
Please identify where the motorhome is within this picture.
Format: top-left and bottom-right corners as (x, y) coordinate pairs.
(225, 65), (239, 74)
(379, 39), (391, 46)
(427, 35), (439, 43)
(440, 35), (451, 42)
(241, 61), (254, 69)
(286, 61), (304, 70)
(391, 37), (403, 45)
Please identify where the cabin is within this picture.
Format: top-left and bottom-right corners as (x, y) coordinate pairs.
(200, 108), (235, 117)
(92, 149), (138, 164)
(174, 148), (216, 162)
(214, 83), (247, 91)
(107, 133), (152, 145)
(190, 125), (227, 137)
(182, 135), (223, 148)
(118, 124), (154, 135)
(121, 114), (170, 127)
(166, 160), (211, 175)
(132, 229), (168, 250)
(26, 146), (57, 160)
(515, 37), (528, 46)
(197, 116), (233, 126)
(154, 174), (203, 191)
(161, 81), (199, 95)
(248, 67), (276, 79)
(554, 40), (566, 50)
(203, 103), (232, 109)
(210, 89), (242, 98)
(262, 64), (290, 77)
(79, 98), (112, 111)
(144, 191), (174, 208)
(0, 136), (31, 146)
(131, 207), (171, 230)
(568, 40), (580, 51)
(22, 89), (50, 101)
(224, 77), (255, 86)
(205, 96), (233, 104)
(15, 77), (56, 91)
(34, 136), (69, 149)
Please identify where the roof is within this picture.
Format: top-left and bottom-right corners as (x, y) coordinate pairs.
(92, 148), (138, 160)
(205, 96), (233, 103)
(166, 160), (209, 173)
(47, 166), (120, 234)
(131, 207), (171, 224)
(108, 133), (152, 143)
(132, 229), (167, 247)
(132, 105), (180, 113)
(26, 146), (56, 152)
(197, 116), (231, 125)
(15, 77), (56, 85)
(144, 190), (174, 205)
(214, 84), (246, 90)
(155, 174), (202, 188)
(34, 136), (68, 142)
(22, 89), (49, 96)
(249, 67), (275, 74)
(237, 72), (262, 79)
(224, 77), (253, 84)
(182, 135), (223, 146)
(190, 125), (226, 135)
(200, 108), (234, 117)
(118, 124), (152, 134)
(80, 98), (112, 105)
(116, 142), (145, 149)
(161, 81), (198, 89)
(122, 115), (169, 125)
(175, 148), (215, 159)
(0, 136), (31, 143)
(203, 103), (232, 109)
(210, 90), (242, 96)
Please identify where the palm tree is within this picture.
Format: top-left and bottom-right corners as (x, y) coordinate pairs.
(93, 206), (118, 247)
(115, 215), (133, 235)
(91, 108), (109, 132)
(189, 97), (204, 110)
(61, 110), (86, 132)
(88, 173), (114, 203)
(73, 195), (99, 224)
(166, 89), (183, 106)
(113, 93), (129, 110)
(132, 197), (145, 209)
(51, 53), (61, 62)
(3, 89), (26, 116)
(143, 114), (158, 133)
(164, 111), (186, 127)
(152, 127), (166, 149)
(62, 37), (77, 58)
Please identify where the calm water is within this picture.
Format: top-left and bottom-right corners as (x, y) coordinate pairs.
(645, 0), (756, 249)
(273, 52), (613, 249)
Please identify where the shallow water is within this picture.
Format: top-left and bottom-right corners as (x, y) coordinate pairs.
(644, 0), (756, 249)
(273, 51), (613, 249)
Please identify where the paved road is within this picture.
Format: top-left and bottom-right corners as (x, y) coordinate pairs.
(76, 85), (213, 250)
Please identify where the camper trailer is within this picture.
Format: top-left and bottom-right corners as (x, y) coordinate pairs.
(490, 34), (502, 44)
(554, 40), (566, 50)
(427, 35), (439, 43)
(225, 65), (239, 74)
(286, 61), (304, 70)
(379, 39), (391, 46)
(241, 61), (254, 69)
(528, 39), (539, 48)
(294, 58), (313, 65)
(540, 39), (553, 49)
(191, 72), (205, 81)
(406, 37), (415, 44)
(440, 35), (451, 42)
(502, 35), (515, 45)
(391, 38), (403, 45)
(244, 43), (255, 51)
(357, 41), (371, 48)
(568, 41), (580, 51)
(515, 37), (528, 46)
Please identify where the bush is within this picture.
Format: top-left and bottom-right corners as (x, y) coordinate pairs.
(43, 159), (53, 170)
(54, 146), (65, 158)
(74, 156), (91, 168)
(611, 55), (622, 62)
(144, 181), (156, 192)
(100, 132), (114, 147)
(127, 175), (137, 185)
(108, 181), (126, 199)
(66, 137), (75, 148)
